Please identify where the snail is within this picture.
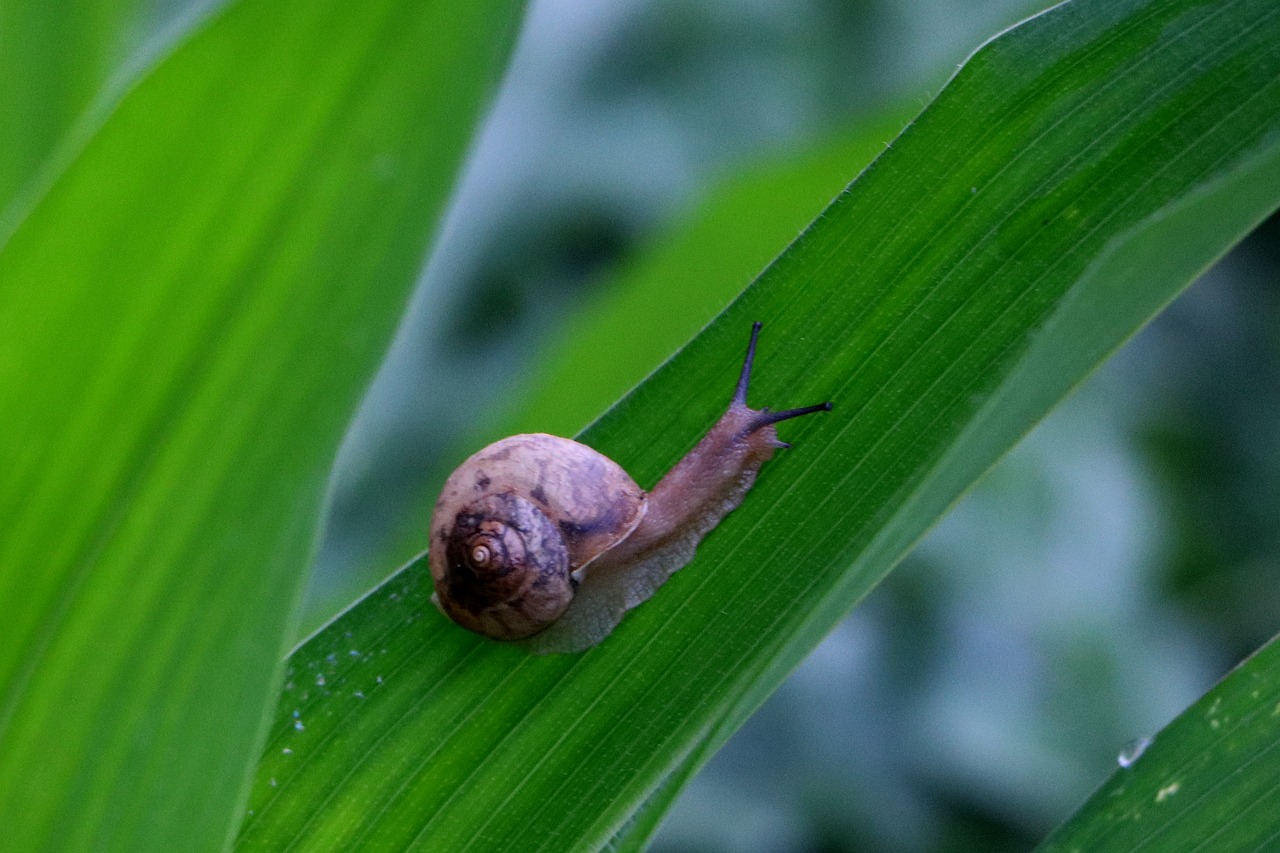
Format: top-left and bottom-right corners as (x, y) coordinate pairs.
(428, 322), (831, 654)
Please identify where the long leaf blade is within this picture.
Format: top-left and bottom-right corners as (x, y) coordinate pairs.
(0, 1), (524, 850)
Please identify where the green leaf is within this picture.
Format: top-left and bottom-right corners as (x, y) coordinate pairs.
(240, 0), (1280, 849)
(0, 0), (524, 850)
(1039, 630), (1280, 851)
(503, 106), (919, 441)
(0, 1), (222, 227)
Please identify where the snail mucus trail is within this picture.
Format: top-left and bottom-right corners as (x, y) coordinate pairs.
(428, 322), (832, 654)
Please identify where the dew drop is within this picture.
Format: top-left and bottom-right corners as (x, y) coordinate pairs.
(1118, 736), (1153, 768)
(294, 720), (305, 731)
(316, 674), (326, 687)
(282, 747), (293, 755)
(269, 778), (278, 788)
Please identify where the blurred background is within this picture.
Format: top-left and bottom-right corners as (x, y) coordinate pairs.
(72, 0), (1279, 850)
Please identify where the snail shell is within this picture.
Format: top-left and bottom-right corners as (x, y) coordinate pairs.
(429, 434), (645, 641)
(428, 322), (831, 653)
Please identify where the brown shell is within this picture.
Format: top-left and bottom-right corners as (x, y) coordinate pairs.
(429, 434), (647, 640)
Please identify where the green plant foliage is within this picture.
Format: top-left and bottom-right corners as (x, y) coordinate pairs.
(502, 108), (918, 441)
(315, 109), (920, 629)
(0, 0), (524, 850)
(1040, 630), (1280, 851)
(239, 0), (1280, 850)
(0, 0), (226, 232)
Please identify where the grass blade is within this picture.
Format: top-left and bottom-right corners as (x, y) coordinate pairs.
(0, 1), (524, 850)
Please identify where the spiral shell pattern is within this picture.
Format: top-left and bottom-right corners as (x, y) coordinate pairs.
(428, 433), (647, 641)
(437, 492), (572, 639)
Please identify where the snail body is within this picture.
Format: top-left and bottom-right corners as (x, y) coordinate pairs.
(429, 322), (831, 653)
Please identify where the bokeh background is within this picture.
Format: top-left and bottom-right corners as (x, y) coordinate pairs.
(255, 0), (1276, 849)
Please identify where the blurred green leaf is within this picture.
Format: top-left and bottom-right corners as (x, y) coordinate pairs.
(239, 0), (1280, 849)
(503, 107), (919, 440)
(0, 0), (523, 850)
(0, 1), (221, 227)
(1039, 630), (1280, 852)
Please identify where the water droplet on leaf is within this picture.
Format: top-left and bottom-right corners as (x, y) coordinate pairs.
(1118, 736), (1153, 768)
